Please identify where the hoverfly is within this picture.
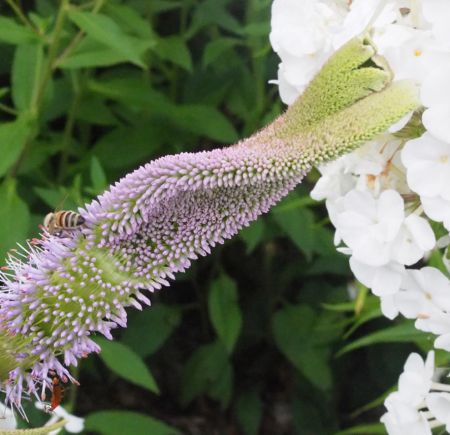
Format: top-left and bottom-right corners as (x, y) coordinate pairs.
(43, 210), (85, 236)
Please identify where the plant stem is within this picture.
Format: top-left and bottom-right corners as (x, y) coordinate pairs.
(33, 0), (69, 112)
(5, 0), (35, 31)
(58, 71), (82, 183)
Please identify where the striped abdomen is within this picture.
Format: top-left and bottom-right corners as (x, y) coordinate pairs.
(54, 211), (85, 229)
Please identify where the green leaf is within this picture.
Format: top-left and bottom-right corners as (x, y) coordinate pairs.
(0, 114), (34, 176)
(12, 43), (45, 111)
(59, 37), (134, 69)
(0, 17), (38, 45)
(33, 187), (78, 211)
(235, 391), (262, 435)
(240, 218), (265, 254)
(154, 36), (192, 71)
(68, 11), (153, 68)
(93, 125), (163, 169)
(121, 304), (181, 357)
(202, 38), (238, 68)
(272, 206), (316, 260)
(337, 321), (428, 357)
(0, 179), (30, 262)
(272, 304), (332, 390)
(208, 274), (242, 353)
(86, 411), (180, 435)
(175, 105), (238, 143)
(105, 3), (154, 39)
(89, 156), (108, 194)
(95, 338), (160, 394)
(333, 423), (386, 435)
(180, 341), (230, 406)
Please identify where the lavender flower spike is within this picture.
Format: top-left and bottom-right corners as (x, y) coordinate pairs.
(0, 35), (419, 414)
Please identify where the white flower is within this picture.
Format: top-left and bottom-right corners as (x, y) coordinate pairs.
(310, 156), (355, 201)
(349, 256), (404, 297)
(426, 392), (450, 432)
(402, 132), (450, 229)
(0, 402), (16, 430)
(333, 190), (434, 267)
(375, 26), (450, 85)
(270, 0), (347, 102)
(332, 0), (397, 49)
(382, 352), (435, 435)
(36, 402), (84, 434)
(421, 71), (450, 144)
(422, 0), (450, 48)
(402, 133), (450, 197)
(381, 397), (432, 435)
(397, 351), (434, 407)
(395, 267), (450, 317)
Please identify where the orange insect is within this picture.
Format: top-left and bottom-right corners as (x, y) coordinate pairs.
(44, 373), (66, 412)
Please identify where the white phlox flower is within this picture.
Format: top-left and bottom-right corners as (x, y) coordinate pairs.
(270, 0), (347, 103)
(382, 351), (450, 435)
(35, 402), (84, 434)
(333, 189), (434, 267)
(402, 132), (450, 230)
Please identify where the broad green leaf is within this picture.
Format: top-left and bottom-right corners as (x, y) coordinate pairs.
(59, 37), (133, 69)
(86, 411), (180, 435)
(208, 274), (242, 353)
(88, 77), (172, 112)
(0, 114), (34, 176)
(243, 22), (270, 37)
(334, 423), (386, 435)
(240, 218), (265, 254)
(154, 36), (193, 71)
(93, 125), (163, 169)
(175, 105), (238, 143)
(76, 95), (117, 125)
(337, 321), (428, 357)
(33, 187), (78, 211)
(89, 156), (108, 194)
(180, 341), (230, 406)
(189, 0), (242, 37)
(12, 43), (45, 111)
(149, 1), (182, 13)
(272, 206), (315, 260)
(235, 391), (262, 435)
(272, 304), (332, 390)
(96, 338), (159, 394)
(0, 179), (30, 262)
(0, 17), (38, 45)
(121, 304), (181, 357)
(105, 3), (154, 39)
(202, 38), (238, 67)
(207, 358), (233, 409)
(68, 11), (153, 68)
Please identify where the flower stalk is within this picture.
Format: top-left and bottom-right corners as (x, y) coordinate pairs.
(0, 35), (419, 413)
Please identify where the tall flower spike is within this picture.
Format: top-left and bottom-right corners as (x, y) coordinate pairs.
(0, 35), (419, 414)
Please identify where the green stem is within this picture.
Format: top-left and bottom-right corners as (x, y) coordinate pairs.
(33, 0), (69, 112)
(5, 0), (36, 31)
(58, 71), (82, 183)
(0, 103), (18, 116)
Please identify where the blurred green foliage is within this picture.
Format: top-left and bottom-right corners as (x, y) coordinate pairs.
(0, 1), (438, 434)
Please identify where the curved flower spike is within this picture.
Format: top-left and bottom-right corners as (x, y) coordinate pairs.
(0, 35), (419, 414)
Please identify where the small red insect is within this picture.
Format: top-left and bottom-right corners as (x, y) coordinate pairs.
(44, 373), (67, 412)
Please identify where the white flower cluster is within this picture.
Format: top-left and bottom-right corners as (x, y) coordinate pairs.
(270, 1), (450, 433)
(381, 351), (450, 435)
